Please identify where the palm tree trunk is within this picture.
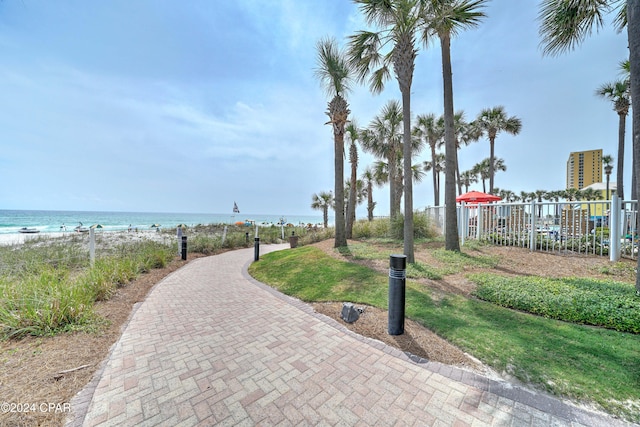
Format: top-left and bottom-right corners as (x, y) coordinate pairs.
(455, 148), (462, 195)
(628, 1), (640, 294)
(346, 145), (358, 239)
(617, 113), (626, 200)
(402, 89), (415, 263)
(389, 150), (398, 220)
(367, 181), (374, 221)
(334, 132), (347, 248)
(441, 33), (459, 252)
(489, 138), (496, 193)
(323, 206), (328, 228)
(431, 145), (439, 206)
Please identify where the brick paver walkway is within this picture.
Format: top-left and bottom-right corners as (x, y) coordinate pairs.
(67, 244), (633, 426)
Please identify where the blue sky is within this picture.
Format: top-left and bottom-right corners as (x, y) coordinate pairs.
(0, 0), (630, 217)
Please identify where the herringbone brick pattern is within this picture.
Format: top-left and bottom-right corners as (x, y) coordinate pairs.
(67, 244), (630, 426)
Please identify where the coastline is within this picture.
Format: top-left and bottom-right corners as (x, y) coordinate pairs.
(0, 230), (171, 247)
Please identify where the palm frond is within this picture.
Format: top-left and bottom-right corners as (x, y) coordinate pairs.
(538, 0), (611, 57)
(314, 37), (353, 98)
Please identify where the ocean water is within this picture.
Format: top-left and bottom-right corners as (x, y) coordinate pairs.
(0, 210), (328, 235)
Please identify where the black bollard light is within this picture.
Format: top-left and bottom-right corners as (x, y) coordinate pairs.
(181, 235), (187, 260)
(245, 232), (249, 243)
(388, 254), (406, 335)
(254, 237), (260, 261)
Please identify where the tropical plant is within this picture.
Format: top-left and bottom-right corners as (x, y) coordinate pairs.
(596, 79), (630, 200)
(473, 157), (505, 193)
(459, 169), (478, 193)
(349, 0), (429, 262)
(345, 121), (361, 239)
(360, 100), (404, 218)
(414, 113), (444, 206)
(311, 191), (334, 229)
(314, 37), (354, 248)
(603, 154), (615, 199)
(361, 167), (380, 221)
(475, 106), (522, 194)
(422, 0), (487, 252)
(424, 152), (446, 202)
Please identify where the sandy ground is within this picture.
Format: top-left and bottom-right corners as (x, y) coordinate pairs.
(0, 230), (175, 247)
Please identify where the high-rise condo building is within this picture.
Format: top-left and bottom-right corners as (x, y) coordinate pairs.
(566, 149), (603, 190)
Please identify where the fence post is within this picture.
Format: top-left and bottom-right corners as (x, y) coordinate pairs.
(477, 204), (483, 240)
(529, 201), (536, 251)
(610, 195), (620, 262)
(89, 227), (96, 266)
(459, 202), (466, 246)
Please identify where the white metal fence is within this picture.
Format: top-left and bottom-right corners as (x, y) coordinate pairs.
(425, 195), (638, 261)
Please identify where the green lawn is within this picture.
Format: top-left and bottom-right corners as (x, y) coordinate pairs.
(249, 244), (640, 422)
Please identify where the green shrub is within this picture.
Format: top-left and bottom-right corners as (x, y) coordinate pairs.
(471, 273), (640, 333)
(390, 212), (438, 240)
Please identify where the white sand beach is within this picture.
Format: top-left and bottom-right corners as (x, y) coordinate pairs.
(0, 230), (173, 247)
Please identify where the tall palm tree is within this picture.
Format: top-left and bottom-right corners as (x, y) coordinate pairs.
(539, 0), (640, 293)
(476, 106), (522, 194)
(314, 37), (354, 248)
(596, 79), (630, 200)
(422, 0), (487, 252)
(345, 121), (361, 239)
(414, 113), (444, 206)
(311, 191), (334, 229)
(349, 0), (428, 262)
(362, 167), (380, 221)
(360, 100), (404, 218)
(619, 59), (638, 200)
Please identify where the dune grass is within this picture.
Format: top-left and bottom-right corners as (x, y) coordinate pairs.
(0, 239), (175, 339)
(248, 244), (640, 422)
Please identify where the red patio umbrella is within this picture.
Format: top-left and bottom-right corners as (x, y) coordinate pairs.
(456, 190), (501, 204)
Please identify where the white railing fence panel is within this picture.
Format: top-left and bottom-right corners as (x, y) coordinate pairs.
(425, 195), (638, 261)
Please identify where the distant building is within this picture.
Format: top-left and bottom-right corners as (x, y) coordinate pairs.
(566, 149), (603, 190)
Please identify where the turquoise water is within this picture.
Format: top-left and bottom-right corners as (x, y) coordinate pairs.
(0, 210), (327, 235)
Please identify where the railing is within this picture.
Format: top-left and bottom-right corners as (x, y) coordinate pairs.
(425, 195), (638, 261)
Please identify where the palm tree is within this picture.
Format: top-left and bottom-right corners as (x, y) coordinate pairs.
(344, 179), (367, 222)
(475, 106), (522, 194)
(414, 113), (444, 206)
(534, 189), (547, 218)
(360, 100), (404, 218)
(314, 37), (354, 248)
(362, 167), (380, 221)
(311, 191), (334, 229)
(459, 169), (478, 193)
(603, 154), (614, 199)
(422, 0), (487, 252)
(472, 158), (491, 193)
(349, 0), (428, 262)
(454, 115), (482, 195)
(473, 157), (505, 193)
(345, 122), (361, 239)
(423, 152), (446, 203)
(597, 79), (630, 200)
(539, 0), (640, 293)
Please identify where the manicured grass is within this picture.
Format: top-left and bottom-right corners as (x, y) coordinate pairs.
(249, 244), (640, 422)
